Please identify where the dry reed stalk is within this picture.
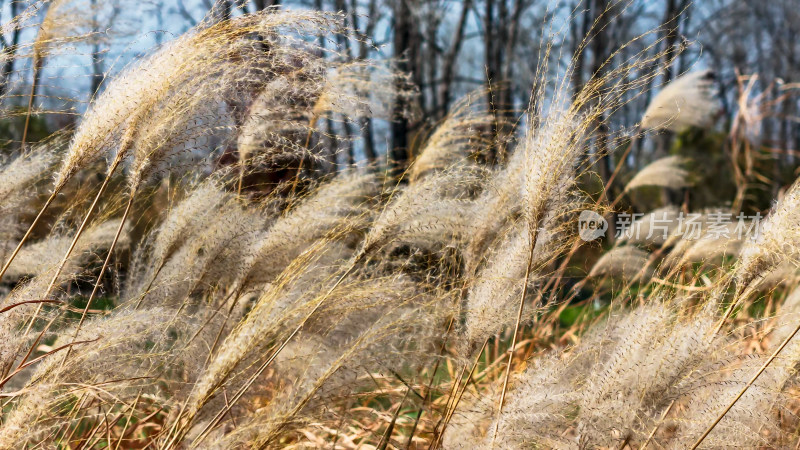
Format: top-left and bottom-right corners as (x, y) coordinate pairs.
(60, 193), (135, 366)
(17, 154), (124, 345)
(690, 320), (800, 449)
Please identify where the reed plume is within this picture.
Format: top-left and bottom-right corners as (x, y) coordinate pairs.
(624, 155), (692, 192)
(640, 70), (719, 132)
(736, 180), (800, 292)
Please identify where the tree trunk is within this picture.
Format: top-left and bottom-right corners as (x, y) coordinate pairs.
(590, 0), (612, 185)
(0, 0), (21, 97)
(438, 0), (471, 119)
(390, 0), (418, 176)
(654, 0), (684, 159)
(351, 0), (378, 162)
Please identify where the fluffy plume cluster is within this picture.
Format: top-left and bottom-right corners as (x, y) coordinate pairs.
(625, 155), (692, 191)
(0, 142), (59, 255)
(641, 70), (720, 132)
(446, 297), (800, 449)
(737, 181), (800, 291)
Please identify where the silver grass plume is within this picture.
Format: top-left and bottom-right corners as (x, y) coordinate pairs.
(466, 299), (795, 449)
(207, 277), (447, 448)
(0, 142), (59, 207)
(0, 307), (173, 447)
(55, 9), (342, 191)
(128, 177), (232, 291)
(130, 196), (264, 307)
(461, 220), (559, 354)
(463, 143), (527, 272)
(0, 220), (133, 374)
(177, 243), (352, 428)
(574, 303), (717, 447)
(234, 170), (378, 291)
(588, 244), (652, 281)
(314, 60), (416, 121)
(624, 155), (692, 192)
(4, 220), (131, 281)
(0, 275), (53, 375)
(460, 111), (587, 356)
(617, 206), (681, 246)
(676, 228), (743, 268)
(408, 95), (497, 182)
(359, 168), (483, 257)
(237, 74), (322, 168)
(640, 70), (719, 132)
(0, 142), (59, 256)
(736, 180), (800, 292)
(752, 261), (800, 291)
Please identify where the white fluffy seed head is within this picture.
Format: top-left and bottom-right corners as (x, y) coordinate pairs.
(641, 70), (719, 132)
(625, 156), (692, 192)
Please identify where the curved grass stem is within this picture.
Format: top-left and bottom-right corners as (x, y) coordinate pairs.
(60, 189), (137, 368)
(0, 189), (59, 284)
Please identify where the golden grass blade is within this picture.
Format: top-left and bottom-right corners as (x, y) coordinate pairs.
(489, 227), (538, 447)
(60, 191), (136, 367)
(16, 156), (123, 369)
(377, 386), (411, 450)
(0, 189), (58, 284)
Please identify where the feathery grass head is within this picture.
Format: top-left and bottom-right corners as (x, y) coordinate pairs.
(736, 181), (800, 291)
(625, 155), (692, 192)
(641, 70), (719, 132)
(409, 94), (498, 182)
(588, 244), (651, 281)
(0, 141), (60, 251)
(0, 142), (59, 204)
(55, 9), (344, 191)
(618, 206), (681, 246)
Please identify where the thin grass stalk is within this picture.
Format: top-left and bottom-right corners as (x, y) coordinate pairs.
(0, 190), (58, 284)
(641, 398), (676, 449)
(377, 387), (411, 450)
(690, 317), (800, 449)
(80, 412), (106, 449)
(60, 191), (137, 367)
(712, 281), (756, 337)
(406, 314), (458, 448)
(114, 390), (142, 450)
(58, 392), (91, 445)
(19, 117), (140, 346)
(490, 226), (540, 447)
(203, 284), (247, 368)
(19, 57), (41, 151)
(169, 259), (362, 448)
(12, 154), (129, 379)
(433, 338), (487, 449)
(604, 133), (638, 197)
(19, 155), (123, 343)
(430, 364), (466, 450)
(135, 262), (167, 309)
(237, 162), (245, 197)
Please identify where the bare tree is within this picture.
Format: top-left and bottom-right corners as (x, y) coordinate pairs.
(0, 0), (22, 97)
(390, 0), (420, 175)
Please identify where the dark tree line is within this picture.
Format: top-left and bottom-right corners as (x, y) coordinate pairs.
(3, 0), (800, 191)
